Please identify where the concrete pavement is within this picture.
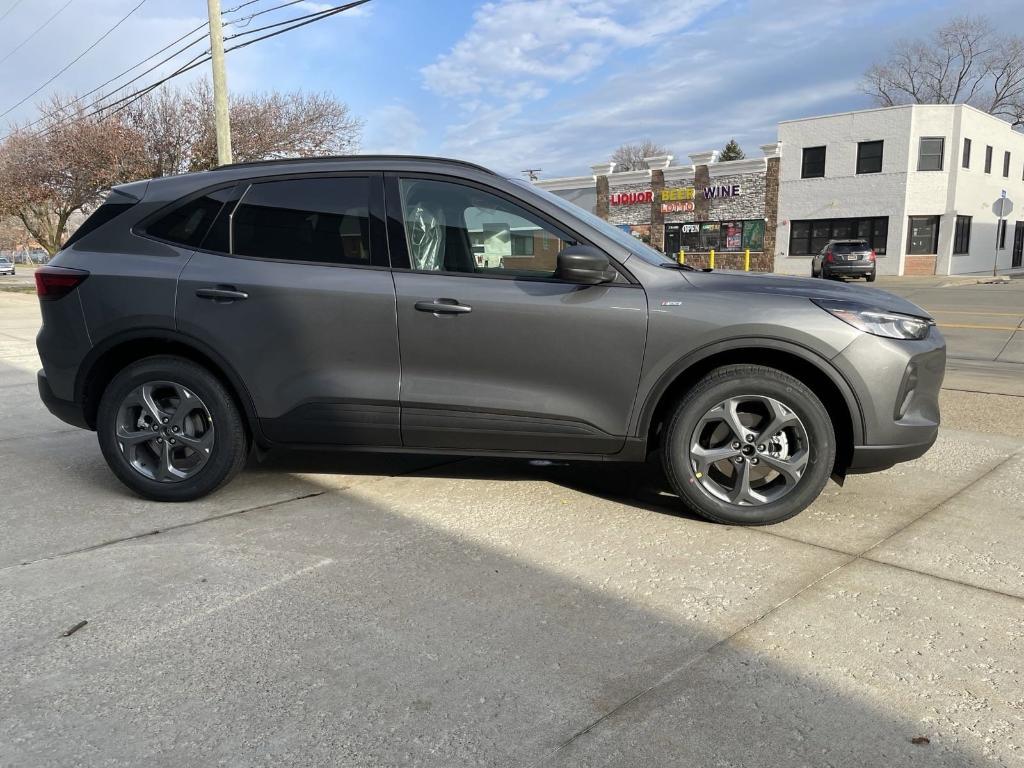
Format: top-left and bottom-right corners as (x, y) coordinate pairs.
(1, 290), (1022, 767)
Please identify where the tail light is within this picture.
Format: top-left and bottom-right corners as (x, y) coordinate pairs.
(35, 265), (89, 301)
(825, 251), (834, 263)
(869, 250), (877, 261)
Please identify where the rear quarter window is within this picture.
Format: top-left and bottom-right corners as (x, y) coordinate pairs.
(145, 186), (238, 249)
(62, 190), (139, 249)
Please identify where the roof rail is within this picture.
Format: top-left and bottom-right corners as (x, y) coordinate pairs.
(213, 154), (497, 175)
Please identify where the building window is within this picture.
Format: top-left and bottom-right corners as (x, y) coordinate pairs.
(1003, 151), (1011, 178)
(953, 215), (972, 254)
(801, 146), (826, 178)
(856, 140), (883, 174)
(985, 145), (993, 173)
(917, 138), (944, 171)
(907, 216), (940, 255)
(998, 219), (1007, 250)
(962, 138), (971, 168)
(789, 217), (888, 256)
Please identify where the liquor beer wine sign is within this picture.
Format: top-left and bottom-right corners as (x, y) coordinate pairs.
(610, 184), (743, 209)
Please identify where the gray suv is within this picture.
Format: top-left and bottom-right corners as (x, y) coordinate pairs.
(35, 156), (945, 525)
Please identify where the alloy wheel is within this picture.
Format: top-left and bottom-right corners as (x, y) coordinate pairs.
(114, 380), (215, 483)
(689, 395), (809, 506)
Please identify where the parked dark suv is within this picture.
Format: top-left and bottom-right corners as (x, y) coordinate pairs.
(35, 156), (944, 525)
(812, 239), (877, 281)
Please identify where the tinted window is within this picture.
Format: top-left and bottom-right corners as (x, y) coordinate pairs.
(397, 178), (572, 278)
(802, 146), (826, 178)
(789, 217), (888, 256)
(917, 138), (944, 171)
(1003, 151), (1011, 178)
(856, 141), (883, 174)
(962, 137), (971, 168)
(147, 186), (236, 248)
(231, 177), (370, 264)
(64, 189), (138, 249)
(985, 145), (993, 173)
(832, 241), (870, 253)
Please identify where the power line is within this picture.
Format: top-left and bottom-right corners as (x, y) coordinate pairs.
(0, 0), (78, 68)
(224, 0), (308, 29)
(17, 0), (372, 140)
(0, 0), (28, 24)
(0, 0), (150, 121)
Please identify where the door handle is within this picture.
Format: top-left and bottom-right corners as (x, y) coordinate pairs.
(196, 287), (249, 302)
(414, 298), (472, 315)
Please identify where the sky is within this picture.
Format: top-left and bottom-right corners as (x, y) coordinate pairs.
(1, 0), (1023, 178)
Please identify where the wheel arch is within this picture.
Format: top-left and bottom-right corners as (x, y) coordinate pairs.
(638, 339), (865, 475)
(76, 329), (261, 442)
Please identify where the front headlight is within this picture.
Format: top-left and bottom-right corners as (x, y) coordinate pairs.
(813, 299), (933, 340)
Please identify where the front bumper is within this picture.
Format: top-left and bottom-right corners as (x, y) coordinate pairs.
(832, 327), (945, 471)
(38, 369), (89, 430)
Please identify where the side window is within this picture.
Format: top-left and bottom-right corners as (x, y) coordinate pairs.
(397, 178), (573, 278)
(231, 177), (371, 265)
(146, 186), (236, 248)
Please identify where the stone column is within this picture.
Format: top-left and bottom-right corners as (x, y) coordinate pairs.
(591, 162), (615, 220)
(760, 142), (781, 272)
(644, 155), (673, 252)
(688, 151), (719, 222)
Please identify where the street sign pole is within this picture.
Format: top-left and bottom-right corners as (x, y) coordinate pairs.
(994, 191), (1008, 277)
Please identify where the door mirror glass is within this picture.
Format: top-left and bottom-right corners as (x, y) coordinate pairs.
(555, 245), (615, 284)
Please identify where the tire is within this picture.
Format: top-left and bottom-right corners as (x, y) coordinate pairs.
(661, 364), (836, 525)
(97, 355), (249, 501)
(866, 272), (876, 282)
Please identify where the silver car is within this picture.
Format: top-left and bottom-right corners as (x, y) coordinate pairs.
(34, 156), (944, 525)
(0, 258), (14, 276)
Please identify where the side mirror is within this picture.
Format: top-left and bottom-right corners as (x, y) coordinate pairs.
(555, 245), (615, 285)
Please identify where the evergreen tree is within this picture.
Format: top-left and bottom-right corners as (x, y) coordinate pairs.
(719, 139), (745, 161)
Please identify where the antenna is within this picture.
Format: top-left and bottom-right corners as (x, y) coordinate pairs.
(521, 168), (542, 181)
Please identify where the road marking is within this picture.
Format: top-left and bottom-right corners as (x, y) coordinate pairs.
(938, 322), (1021, 331)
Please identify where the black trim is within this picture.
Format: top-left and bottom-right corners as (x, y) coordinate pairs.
(38, 370), (90, 430)
(847, 437), (936, 472)
(634, 337), (866, 444)
(261, 402), (400, 446)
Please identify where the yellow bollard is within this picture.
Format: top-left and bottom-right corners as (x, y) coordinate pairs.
(709, 249), (715, 270)
(678, 249), (685, 265)
(744, 248), (750, 272)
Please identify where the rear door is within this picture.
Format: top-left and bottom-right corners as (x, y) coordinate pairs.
(386, 174), (648, 454)
(173, 173), (402, 446)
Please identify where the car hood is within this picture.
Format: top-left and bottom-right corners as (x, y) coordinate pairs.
(682, 270), (932, 318)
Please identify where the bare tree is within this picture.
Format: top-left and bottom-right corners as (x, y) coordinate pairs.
(862, 16), (1024, 125)
(611, 139), (670, 172)
(0, 96), (146, 255)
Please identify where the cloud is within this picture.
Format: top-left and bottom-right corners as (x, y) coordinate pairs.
(361, 104), (426, 154)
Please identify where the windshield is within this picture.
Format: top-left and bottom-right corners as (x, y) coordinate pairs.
(509, 178), (674, 265)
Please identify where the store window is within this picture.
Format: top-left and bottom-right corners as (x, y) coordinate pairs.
(698, 222), (721, 250)
(962, 138), (971, 169)
(397, 178), (569, 277)
(953, 216), (971, 255)
(856, 141), (883, 174)
(801, 146), (826, 178)
(917, 138), (944, 171)
(1003, 151), (1011, 178)
(907, 216), (940, 255)
(665, 220), (766, 253)
(789, 217), (889, 256)
(985, 145), (993, 173)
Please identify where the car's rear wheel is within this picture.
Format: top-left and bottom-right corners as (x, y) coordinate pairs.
(97, 356), (248, 501)
(661, 364), (835, 525)
(866, 271), (876, 282)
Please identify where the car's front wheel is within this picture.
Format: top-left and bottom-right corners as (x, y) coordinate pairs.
(661, 364), (835, 525)
(97, 356), (249, 501)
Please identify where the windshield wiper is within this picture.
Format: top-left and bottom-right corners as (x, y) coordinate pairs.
(658, 262), (702, 272)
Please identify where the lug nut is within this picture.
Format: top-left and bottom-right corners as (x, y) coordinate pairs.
(732, 441), (741, 450)
(152, 425), (160, 431)
(757, 444), (766, 452)
(751, 457), (759, 465)
(745, 434), (755, 442)
(156, 438), (163, 444)
(162, 418), (168, 424)
(169, 438), (176, 444)
(735, 456), (744, 464)
(171, 426), (180, 433)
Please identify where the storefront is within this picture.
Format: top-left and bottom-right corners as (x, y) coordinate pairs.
(536, 146), (781, 271)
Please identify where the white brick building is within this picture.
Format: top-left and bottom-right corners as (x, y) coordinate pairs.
(775, 104), (1024, 276)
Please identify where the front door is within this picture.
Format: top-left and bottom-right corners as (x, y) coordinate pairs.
(176, 173), (402, 446)
(386, 175), (648, 454)
(1013, 221), (1023, 268)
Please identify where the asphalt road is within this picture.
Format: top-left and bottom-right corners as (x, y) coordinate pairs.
(1, 286), (1022, 767)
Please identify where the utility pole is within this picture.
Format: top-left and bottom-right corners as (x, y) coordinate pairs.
(207, 0), (232, 166)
